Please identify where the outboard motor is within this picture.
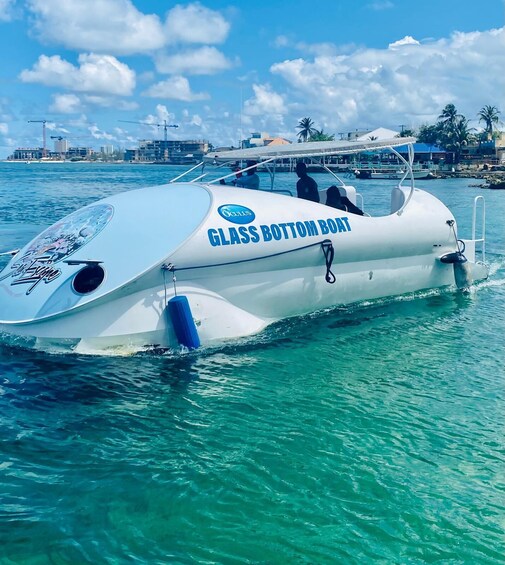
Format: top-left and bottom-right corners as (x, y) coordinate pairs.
(441, 221), (473, 290)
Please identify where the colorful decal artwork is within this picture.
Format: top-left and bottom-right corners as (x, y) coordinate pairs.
(0, 204), (113, 295)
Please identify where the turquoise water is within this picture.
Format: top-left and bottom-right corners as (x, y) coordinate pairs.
(0, 163), (504, 564)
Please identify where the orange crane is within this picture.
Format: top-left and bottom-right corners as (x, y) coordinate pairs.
(119, 119), (178, 142)
(28, 119), (47, 158)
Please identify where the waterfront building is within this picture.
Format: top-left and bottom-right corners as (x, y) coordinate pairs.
(9, 147), (45, 160)
(241, 132), (291, 149)
(124, 139), (209, 164)
(8, 146), (94, 161)
(54, 139), (69, 154)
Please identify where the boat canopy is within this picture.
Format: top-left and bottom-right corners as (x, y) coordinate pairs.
(206, 137), (417, 163)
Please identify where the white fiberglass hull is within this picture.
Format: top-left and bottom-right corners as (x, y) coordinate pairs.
(0, 183), (486, 352)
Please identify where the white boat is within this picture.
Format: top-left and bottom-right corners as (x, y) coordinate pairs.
(0, 138), (488, 353)
(354, 166), (437, 180)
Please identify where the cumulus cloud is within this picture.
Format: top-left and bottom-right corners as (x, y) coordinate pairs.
(389, 35), (420, 49)
(165, 3), (230, 44)
(25, 0), (231, 55)
(149, 104), (176, 124)
(88, 125), (115, 140)
(155, 46), (234, 75)
(20, 54), (136, 96)
(26, 0), (166, 55)
(50, 93), (82, 113)
(270, 27), (505, 129)
(190, 114), (203, 126)
(143, 76), (209, 101)
(244, 84), (287, 116)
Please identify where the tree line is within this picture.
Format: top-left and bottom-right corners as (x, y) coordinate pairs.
(414, 104), (501, 162)
(296, 104), (502, 162)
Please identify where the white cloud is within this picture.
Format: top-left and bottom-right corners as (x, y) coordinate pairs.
(270, 27), (505, 129)
(0, 123), (8, 135)
(50, 93), (82, 113)
(26, 0), (166, 55)
(88, 125), (115, 140)
(389, 36), (420, 49)
(20, 54), (136, 96)
(190, 114), (203, 126)
(155, 46), (233, 75)
(152, 104), (175, 123)
(244, 84), (287, 116)
(165, 3), (230, 44)
(143, 76), (209, 101)
(83, 96), (138, 110)
(0, 0), (16, 21)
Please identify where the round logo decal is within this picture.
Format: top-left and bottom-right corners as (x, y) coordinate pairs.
(218, 204), (255, 225)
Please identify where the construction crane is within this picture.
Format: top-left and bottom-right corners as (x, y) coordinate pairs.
(28, 119), (47, 158)
(119, 119), (178, 142)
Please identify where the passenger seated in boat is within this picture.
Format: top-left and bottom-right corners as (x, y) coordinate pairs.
(235, 160), (260, 189)
(326, 185), (364, 215)
(295, 162), (319, 202)
(220, 160), (260, 189)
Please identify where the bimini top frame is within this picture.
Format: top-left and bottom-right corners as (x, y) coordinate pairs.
(204, 137), (416, 163)
(173, 137), (418, 215)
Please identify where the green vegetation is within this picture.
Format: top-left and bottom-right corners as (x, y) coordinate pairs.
(309, 129), (335, 141)
(296, 118), (335, 142)
(416, 103), (502, 162)
(297, 104), (502, 162)
(296, 117), (317, 142)
(478, 105), (501, 140)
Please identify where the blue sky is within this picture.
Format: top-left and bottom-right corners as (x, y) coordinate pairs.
(0, 0), (504, 158)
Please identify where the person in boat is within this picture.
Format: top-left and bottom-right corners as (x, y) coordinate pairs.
(220, 160), (260, 189)
(326, 185), (364, 215)
(295, 162), (319, 202)
(235, 160), (260, 189)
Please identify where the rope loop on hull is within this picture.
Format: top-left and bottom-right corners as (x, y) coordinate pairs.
(162, 238), (338, 284)
(321, 240), (336, 284)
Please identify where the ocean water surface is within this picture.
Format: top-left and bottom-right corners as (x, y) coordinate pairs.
(0, 162), (504, 564)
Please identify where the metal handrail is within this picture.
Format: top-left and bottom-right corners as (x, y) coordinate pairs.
(472, 195), (486, 262)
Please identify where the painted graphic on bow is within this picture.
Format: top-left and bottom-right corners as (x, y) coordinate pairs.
(0, 204), (113, 295)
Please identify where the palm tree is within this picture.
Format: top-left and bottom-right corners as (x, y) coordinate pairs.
(437, 104), (467, 162)
(309, 129), (335, 141)
(478, 105), (501, 140)
(444, 116), (474, 163)
(296, 117), (317, 143)
(438, 103), (462, 131)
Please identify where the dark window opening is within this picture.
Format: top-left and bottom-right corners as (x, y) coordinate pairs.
(72, 264), (105, 294)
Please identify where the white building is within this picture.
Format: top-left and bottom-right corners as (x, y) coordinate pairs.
(54, 139), (69, 154)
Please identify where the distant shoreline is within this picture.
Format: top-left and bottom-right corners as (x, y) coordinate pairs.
(1, 159), (504, 181)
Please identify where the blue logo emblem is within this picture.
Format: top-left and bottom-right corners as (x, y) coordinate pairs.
(218, 204), (255, 225)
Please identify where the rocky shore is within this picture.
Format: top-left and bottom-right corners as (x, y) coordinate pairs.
(436, 167), (505, 189)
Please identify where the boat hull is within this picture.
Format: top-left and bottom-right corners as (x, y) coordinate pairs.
(0, 183), (486, 352)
